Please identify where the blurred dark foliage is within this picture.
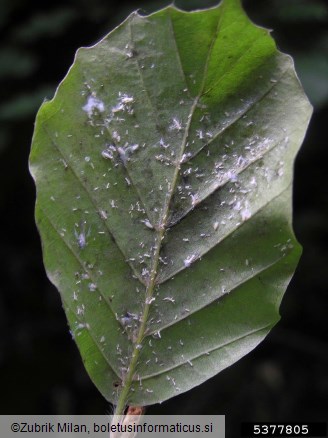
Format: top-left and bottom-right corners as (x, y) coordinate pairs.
(0, 0), (327, 435)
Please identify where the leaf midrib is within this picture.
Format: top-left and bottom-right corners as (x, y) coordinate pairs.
(113, 8), (223, 413)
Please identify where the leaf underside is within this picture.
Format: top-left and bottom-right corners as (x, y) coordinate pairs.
(30, 0), (312, 408)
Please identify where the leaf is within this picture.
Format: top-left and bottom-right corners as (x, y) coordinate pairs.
(29, 0), (312, 411)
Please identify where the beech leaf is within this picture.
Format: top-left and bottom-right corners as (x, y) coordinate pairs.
(29, 0), (312, 411)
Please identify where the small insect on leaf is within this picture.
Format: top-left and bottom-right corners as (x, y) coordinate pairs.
(74, 221), (90, 249)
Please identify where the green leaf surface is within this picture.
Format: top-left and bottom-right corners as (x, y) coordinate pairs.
(29, 0), (312, 410)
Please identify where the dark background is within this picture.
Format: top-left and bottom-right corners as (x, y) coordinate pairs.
(1, 0), (327, 435)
